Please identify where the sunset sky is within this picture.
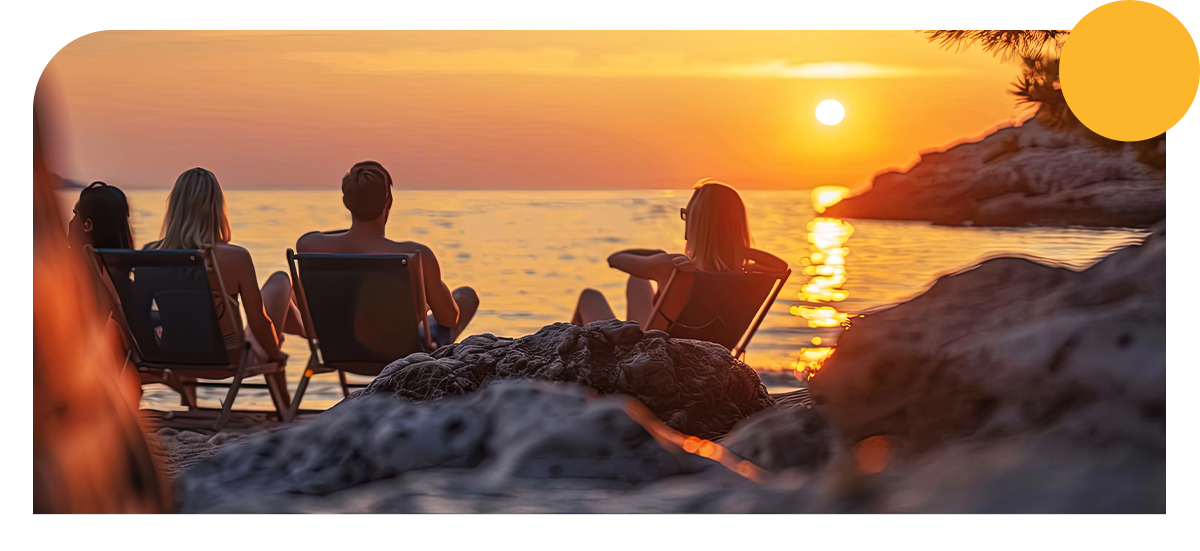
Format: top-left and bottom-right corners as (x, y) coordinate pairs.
(45, 31), (1026, 189)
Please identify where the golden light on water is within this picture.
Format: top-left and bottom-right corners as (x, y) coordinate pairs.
(789, 210), (855, 378)
(791, 217), (855, 327)
(791, 346), (836, 378)
(810, 185), (851, 214)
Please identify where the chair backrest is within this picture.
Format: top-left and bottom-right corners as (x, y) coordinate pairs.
(288, 250), (430, 374)
(651, 268), (790, 357)
(90, 248), (234, 367)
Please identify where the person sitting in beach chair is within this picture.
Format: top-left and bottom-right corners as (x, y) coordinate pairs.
(68, 181), (135, 253)
(285, 161), (479, 413)
(295, 160), (479, 348)
(137, 168), (306, 417)
(572, 178), (791, 359)
(67, 181), (136, 331)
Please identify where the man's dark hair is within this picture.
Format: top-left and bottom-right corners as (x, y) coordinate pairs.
(341, 161), (393, 222)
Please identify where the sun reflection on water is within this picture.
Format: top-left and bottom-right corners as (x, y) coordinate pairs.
(789, 202), (858, 378)
(791, 217), (855, 328)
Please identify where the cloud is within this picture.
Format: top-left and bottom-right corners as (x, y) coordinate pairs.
(285, 48), (965, 80)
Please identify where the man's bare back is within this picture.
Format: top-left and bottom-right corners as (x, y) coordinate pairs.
(297, 161), (478, 345)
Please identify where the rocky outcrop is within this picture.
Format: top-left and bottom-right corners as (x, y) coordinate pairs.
(345, 319), (775, 440)
(824, 117), (1165, 227)
(721, 406), (832, 472)
(170, 228), (1166, 513)
(810, 221), (1164, 450)
(177, 381), (719, 513)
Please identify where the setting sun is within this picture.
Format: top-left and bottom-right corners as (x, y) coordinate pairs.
(816, 99), (845, 125)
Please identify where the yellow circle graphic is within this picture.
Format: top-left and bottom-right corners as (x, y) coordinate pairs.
(1061, 1), (1200, 141)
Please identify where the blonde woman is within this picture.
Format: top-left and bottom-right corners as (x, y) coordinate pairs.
(572, 178), (788, 327)
(145, 168), (305, 367)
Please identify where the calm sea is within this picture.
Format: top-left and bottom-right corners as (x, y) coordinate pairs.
(57, 189), (1148, 410)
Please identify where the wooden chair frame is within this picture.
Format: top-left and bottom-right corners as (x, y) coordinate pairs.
(85, 245), (290, 430)
(285, 249), (433, 422)
(646, 267), (791, 360)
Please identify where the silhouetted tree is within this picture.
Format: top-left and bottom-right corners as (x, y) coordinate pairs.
(926, 30), (1069, 61)
(925, 30), (1164, 160)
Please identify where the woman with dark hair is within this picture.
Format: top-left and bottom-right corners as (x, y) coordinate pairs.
(68, 181), (135, 251)
(66, 182), (137, 366)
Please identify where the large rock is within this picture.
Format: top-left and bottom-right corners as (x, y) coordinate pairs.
(721, 404), (832, 472)
(346, 319), (775, 440)
(689, 224), (1167, 513)
(176, 380), (719, 513)
(809, 222), (1164, 452)
(824, 117), (1165, 227)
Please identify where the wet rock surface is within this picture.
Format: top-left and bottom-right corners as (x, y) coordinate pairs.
(345, 319), (774, 440)
(802, 222), (1165, 512)
(825, 118), (1165, 227)
(722, 406), (832, 472)
(176, 381), (719, 513)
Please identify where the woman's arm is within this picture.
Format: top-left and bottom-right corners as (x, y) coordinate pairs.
(611, 248), (667, 257)
(743, 247), (790, 272)
(227, 247), (285, 361)
(607, 251), (689, 287)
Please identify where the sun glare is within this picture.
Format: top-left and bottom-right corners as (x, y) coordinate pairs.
(815, 99), (845, 125)
(811, 185), (851, 213)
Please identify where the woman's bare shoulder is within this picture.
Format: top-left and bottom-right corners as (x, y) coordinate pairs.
(211, 243), (254, 270)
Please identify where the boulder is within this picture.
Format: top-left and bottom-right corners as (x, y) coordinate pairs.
(176, 380), (718, 513)
(809, 222), (1164, 459)
(824, 117), (1165, 227)
(721, 405), (833, 472)
(345, 319), (775, 440)
(689, 224), (1166, 513)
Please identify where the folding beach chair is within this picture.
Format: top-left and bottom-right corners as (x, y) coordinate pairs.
(646, 262), (791, 360)
(86, 246), (290, 430)
(285, 249), (433, 420)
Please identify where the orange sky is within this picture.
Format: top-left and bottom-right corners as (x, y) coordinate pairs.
(45, 31), (1025, 189)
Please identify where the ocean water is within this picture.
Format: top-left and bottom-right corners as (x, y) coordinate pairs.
(57, 189), (1148, 410)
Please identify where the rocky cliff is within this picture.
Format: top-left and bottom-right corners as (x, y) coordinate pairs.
(824, 118), (1165, 227)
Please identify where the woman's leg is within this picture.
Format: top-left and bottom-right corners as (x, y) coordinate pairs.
(571, 288), (617, 326)
(625, 276), (655, 327)
(450, 286), (480, 339)
(258, 271), (296, 413)
(260, 271), (305, 339)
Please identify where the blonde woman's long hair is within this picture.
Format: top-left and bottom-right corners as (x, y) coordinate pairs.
(156, 168), (232, 250)
(684, 178), (754, 272)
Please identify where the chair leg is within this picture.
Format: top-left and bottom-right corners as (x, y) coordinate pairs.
(264, 370), (291, 421)
(181, 382), (198, 410)
(338, 370), (350, 398)
(286, 368), (314, 423)
(214, 362), (247, 431)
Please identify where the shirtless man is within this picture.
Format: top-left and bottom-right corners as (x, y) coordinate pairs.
(296, 161), (479, 347)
